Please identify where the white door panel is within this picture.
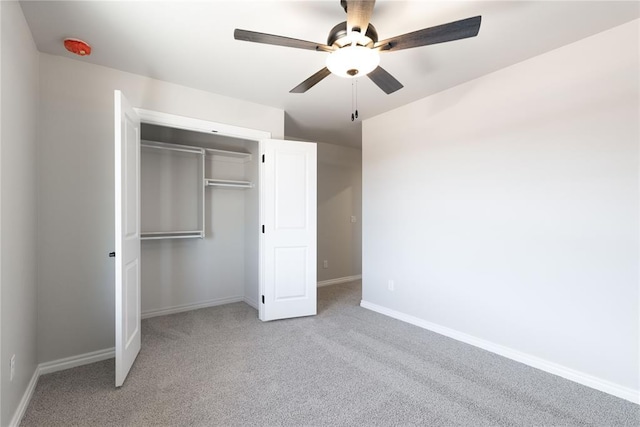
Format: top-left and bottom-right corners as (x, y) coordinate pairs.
(261, 139), (317, 321)
(115, 90), (141, 387)
(275, 152), (308, 229)
(274, 246), (308, 299)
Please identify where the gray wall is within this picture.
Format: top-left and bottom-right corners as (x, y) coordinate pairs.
(362, 20), (639, 396)
(0, 2), (39, 425)
(316, 142), (362, 282)
(37, 53), (284, 363)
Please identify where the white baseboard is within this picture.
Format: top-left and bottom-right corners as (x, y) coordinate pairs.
(9, 367), (39, 427)
(317, 274), (362, 287)
(11, 347), (115, 426)
(360, 300), (639, 405)
(243, 296), (258, 310)
(39, 347), (115, 376)
(142, 295), (244, 319)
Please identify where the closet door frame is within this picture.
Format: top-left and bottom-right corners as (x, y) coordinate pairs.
(133, 109), (272, 291)
(135, 109), (271, 142)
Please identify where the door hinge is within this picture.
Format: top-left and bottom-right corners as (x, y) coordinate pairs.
(262, 154), (265, 163)
(108, 252), (116, 258)
(262, 295), (265, 304)
(262, 225), (265, 233)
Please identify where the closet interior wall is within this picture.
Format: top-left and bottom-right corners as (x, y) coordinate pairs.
(140, 124), (259, 317)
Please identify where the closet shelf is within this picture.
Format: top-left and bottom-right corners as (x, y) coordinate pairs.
(205, 148), (251, 162)
(205, 179), (253, 189)
(141, 140), (204, 155)
(141, 231), (204, 240)
(141, 141), (250, 162)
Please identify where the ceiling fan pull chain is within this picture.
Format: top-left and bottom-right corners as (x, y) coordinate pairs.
(355, 80), (359, 119)
(351, 80), (356, 121)
(349, 80), (358, 122)
(351, 80), (355, 121)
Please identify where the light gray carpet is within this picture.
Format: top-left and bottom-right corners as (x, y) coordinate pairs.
(21, 281), (639, 426)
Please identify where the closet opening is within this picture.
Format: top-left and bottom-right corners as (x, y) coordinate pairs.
(139, 123), (262, 317)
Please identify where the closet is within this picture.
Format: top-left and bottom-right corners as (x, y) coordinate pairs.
(139, 125), (261, 315)
(114, 91), (317, 387)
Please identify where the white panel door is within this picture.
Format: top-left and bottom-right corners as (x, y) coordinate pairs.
(260, 139), (317, 321)
(114, 90), (141, 387)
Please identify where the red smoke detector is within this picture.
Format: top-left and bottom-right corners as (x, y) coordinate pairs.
(64, 38), (91, 56)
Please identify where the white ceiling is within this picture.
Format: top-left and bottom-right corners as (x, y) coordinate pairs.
(20, 1), (639, 147)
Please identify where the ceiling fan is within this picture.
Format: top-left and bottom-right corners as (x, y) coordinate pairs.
(234, 0), (481, 95)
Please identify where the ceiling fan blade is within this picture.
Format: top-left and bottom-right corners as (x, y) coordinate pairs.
(290, 67), (332, 93)
(234, 29), (333, 52)
(375, 15), (481, 52)
(367, 66), (403, 94)
(345, 0), (376, 33)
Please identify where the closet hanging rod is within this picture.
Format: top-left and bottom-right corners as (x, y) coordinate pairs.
(141, 235), (203, 241)
(141, 141), (204, 155)
(141, 230), (204, 240)
(141, 140), (250, 159)
(204, 148), (251, 159)
(206, 181), (253, 188)
(206, 178), (252, 185)
(141, 230), (203, 235)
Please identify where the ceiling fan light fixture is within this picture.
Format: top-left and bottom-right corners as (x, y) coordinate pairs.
(326, 45), (380, 78)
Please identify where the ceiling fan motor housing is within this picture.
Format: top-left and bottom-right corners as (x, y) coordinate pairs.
(327, 21), (379, 48)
